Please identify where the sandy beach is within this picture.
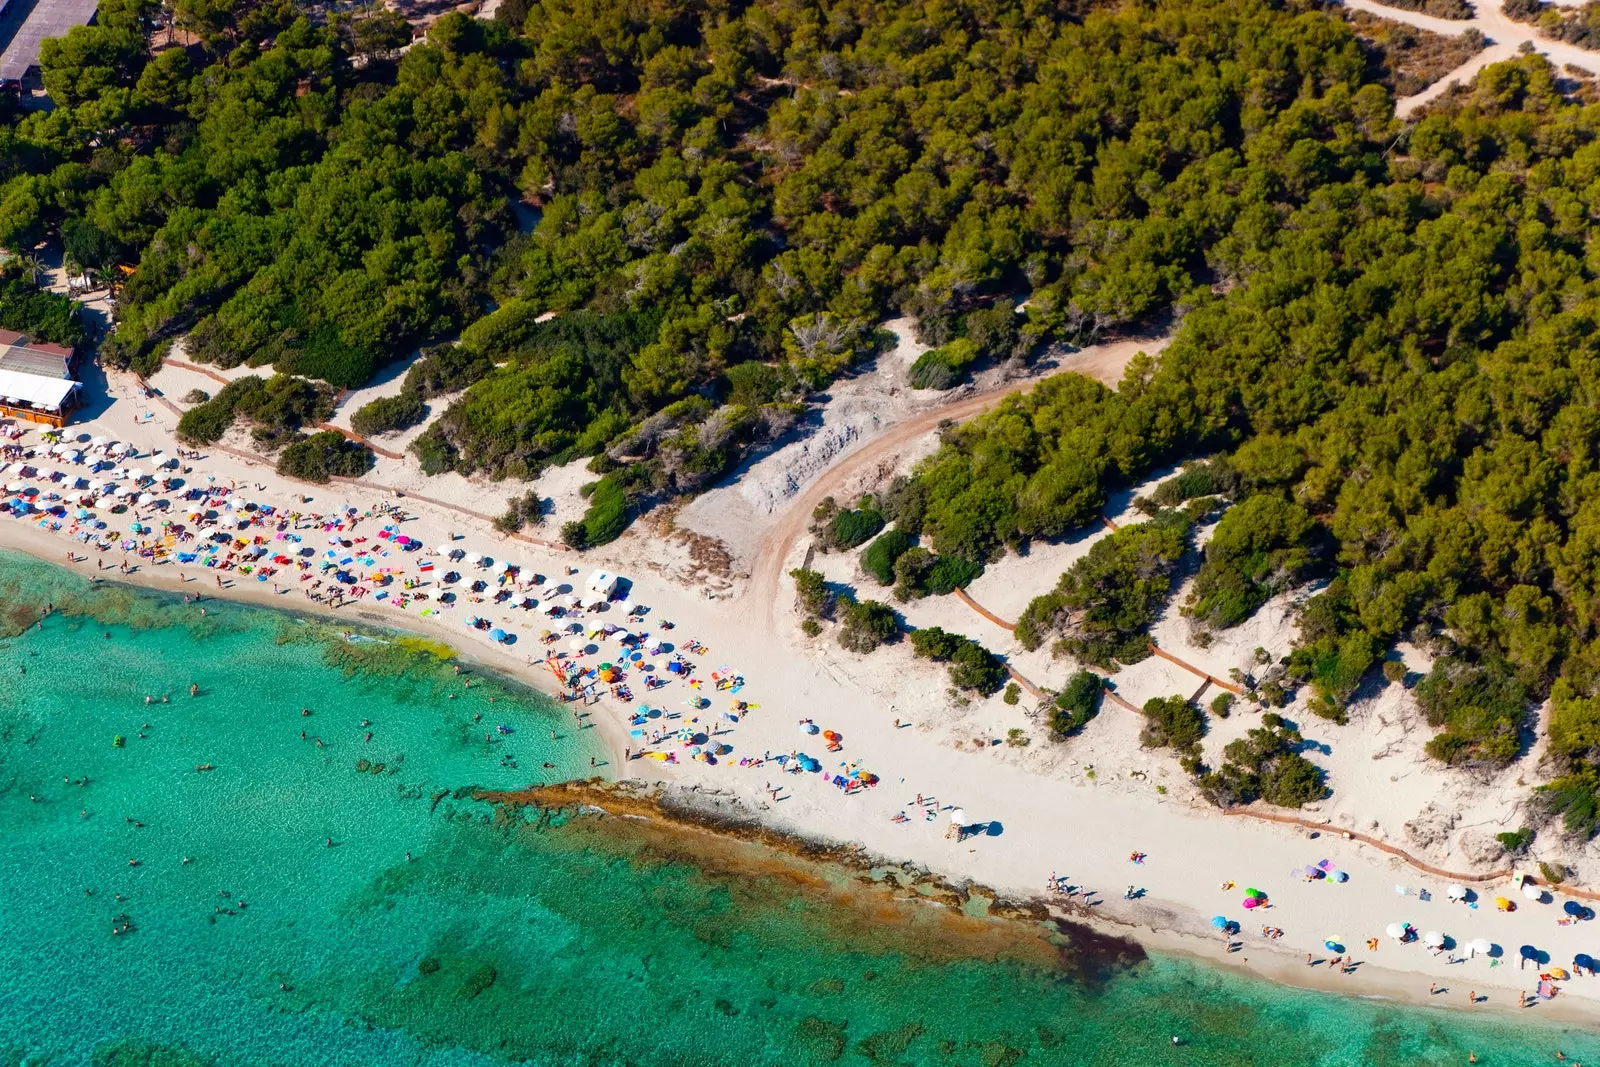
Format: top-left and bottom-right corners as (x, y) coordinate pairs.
(5, 357), (1600, 1031)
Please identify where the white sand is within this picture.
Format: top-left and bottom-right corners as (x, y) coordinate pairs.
(4, 356), (1600, 1024)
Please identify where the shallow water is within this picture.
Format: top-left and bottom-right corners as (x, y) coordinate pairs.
(0, 549), (1595, 1066)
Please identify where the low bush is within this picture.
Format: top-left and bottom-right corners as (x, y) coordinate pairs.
(1199, 712), (1325, 808)
(832, 507), (886, 549)
(351, 392), (426, 437)
(790, 567), (834, 619)
(861, 529), (912, 585)
(908, 337), (979, 390)
(1049, 671), (1103, 737)
(908, 625), (1007, 695)
(837, 596), (899, 653)
(276, 431), (376, 483)
(578, 477), (629, 547)
(1140, 694), (1205, 753)
(1415, 656), (1527, 767)
(493, 490), (544, 534)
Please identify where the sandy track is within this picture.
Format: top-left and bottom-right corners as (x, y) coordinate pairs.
(748, 334), (1167, 637)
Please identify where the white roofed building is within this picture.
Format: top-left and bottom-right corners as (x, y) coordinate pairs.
(0, 330), (82, 426)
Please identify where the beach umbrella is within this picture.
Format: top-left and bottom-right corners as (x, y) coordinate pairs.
(128, 468), (146, 481)
(90, 435), (107, 446)
(1469, 938), (1494, 956)
(1447, 885), (1468, 901)
(1331, 870), (1349, 883)
(1324, 936), (1344, 952)
(564, 595), (582, 607)
(4, 481), (22, 492)
(1385, 922), (1407, 940)
(1494, 896), (1513, 911)
(97, 496), (117, 509)
(949, 808), (969, 826)
(1241, 897), (1261, 909)
(1523, 884), (1545, 902)
(800, 722), (819, 734)
(465, 553), (482, 565)
(138, 493), (154, 505)
(74, 507), (90, 519)
(62, 450), (79, 462)
(1210, 915), (1228, 930)
(567, 638), (586, 652)
(1423, 930), (1445, 948)
(1244, 888), (1264, 899)
(489, 628), (507, 642)
(113, 485), (132, 497)
(495, 559), (511, 572)
(1576, 953), (1596, 971)
(1521, 944), (1540, 960)
(1565, 900), (1588, 918)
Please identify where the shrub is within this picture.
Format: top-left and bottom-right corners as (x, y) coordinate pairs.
(908, 337), (979, 390)
(892, 546), (983, 599)
(1209, 692), (1234, 718)
(1415, 656), (1527, 767)
(579, 477), (629, 547)
(1006, 728), (1029, 747)
(832, 507), (886, 549)
(837, 597), (899, 653)
(861, 529), (912, 585)
(1186, 494), (1317, 632)
(1540, 861), (1567, 885)
(1140, 695), (1205, 752)
(1151, 457), (1237, 508)
(1003, 682), (1021, 705)
(800, 618), (822, 637)
(1198, 712), (1324, 808)
(351, 391), (426, 437)
(493, 490), (544, 534)
(181, 388), (210, 404)
(1382, 659), (1408, 684)
(404, 344), (496, 397)
(908, 625), (1006, 694)
(561, 520), (589, 550)
(1017, 510), (1191, 665)
(1496, 827), (1535, 854)
(1049, 671), (1103, 737)
(276, 431), (376, 483)
(790, 567), (834, 618)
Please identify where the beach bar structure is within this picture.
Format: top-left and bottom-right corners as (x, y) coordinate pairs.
(0, 329), (81, 426)
(0, 0), (100, 89)
(586, 570), (621, 598)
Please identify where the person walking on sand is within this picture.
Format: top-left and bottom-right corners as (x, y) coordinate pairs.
(1468, 990), (1475, 1004)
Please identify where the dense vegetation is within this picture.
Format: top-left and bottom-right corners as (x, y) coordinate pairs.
(0, 268), (84, 348)
(1369, 0), (1472, 19)
(277, 430), (376, 483)
(1345, 12), (1484, 99)
(1198, 712), (1327, 808)
(1014, 510), (1192, 667)
(176, 374), (337, 449)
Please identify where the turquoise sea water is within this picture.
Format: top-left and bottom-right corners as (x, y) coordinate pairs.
(0, 550), (1596, 1067)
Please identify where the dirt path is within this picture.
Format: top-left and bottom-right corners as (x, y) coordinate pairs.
(749, 334), (1167, 637)
(1341, 0), (1600, 117)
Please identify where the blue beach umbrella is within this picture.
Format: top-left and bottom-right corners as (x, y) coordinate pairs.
(1565, 900), (1588, 918)
(490, 628), (507, 642)
(1210, 915), (1228, 930)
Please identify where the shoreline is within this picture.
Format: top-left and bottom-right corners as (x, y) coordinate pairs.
(3, 501), (1599, 1031)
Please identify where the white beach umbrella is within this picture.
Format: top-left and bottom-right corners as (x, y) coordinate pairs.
(564, 595), (582, 607)
(89, 436), (107, 447)
(949, 808), (969, 826)
(1523, 884), (1544, 902)
(495, 559), (512, 573)
(567, 637), (587, 652)
(1469, 938), (1494, 957)
(465, 552), (482, 565)
(112, 485), (132, 497)
(1423, 930), (1445, 948)
(138, 493), (155, 505)
(1385, 923), (1407, 940)
(97, 496), (117, 509)
(109, 441), (128, 454)
(5, 481), (24, 492)
(62, 450), (79, 462)
(1446, 885), (1468, 900)
(540, 601), (560, 615)
(128, 468), (146, 481)
(611, 629), (632, 642)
